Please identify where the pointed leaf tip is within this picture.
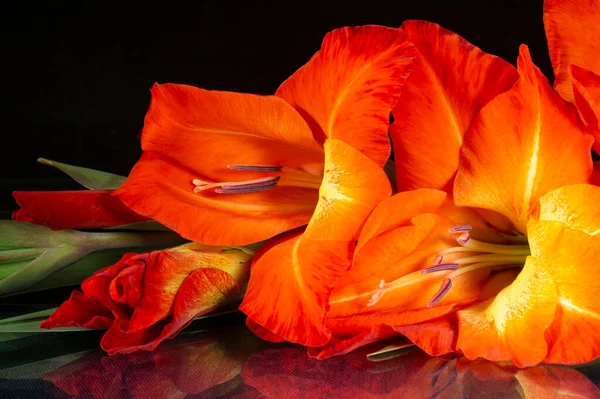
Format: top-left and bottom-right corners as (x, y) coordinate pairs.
(37, 158), (127, 190)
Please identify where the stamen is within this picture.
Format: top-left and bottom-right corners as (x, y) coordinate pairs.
(227, 164), (283, 172)
(420, 263), (459, 274)
(455, 254), (528, 266)
(428, 278), (452, 307)
(193, 176), (280, 194)
(461, 239), (530, 256)
(447, 262), (522, 280)
(449, 225), (472, 233)
(216, 177), (280, 194)
(367, 280), (387, 307)
(431, 255), (443, 266)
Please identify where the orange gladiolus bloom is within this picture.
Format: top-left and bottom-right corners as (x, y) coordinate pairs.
(317, 21), (599, 367)
(116, 26), (416, 346)
(544, 0), (600, 152)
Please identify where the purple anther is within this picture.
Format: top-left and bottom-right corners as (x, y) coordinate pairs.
(216, 177), (280, 194)
(427, 278), (453, 308)
(449, 225), (472, 233)
(432, 255), (443, 266)
(216, 185), (276, 194)
(228, 164), (283, 172)
(420, 263), (459, 274)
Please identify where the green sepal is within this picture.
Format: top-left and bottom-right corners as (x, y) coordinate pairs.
(103, 221), (173, 231)
(0, 221), (185, 296)
(37, 158), (127, 190)
(0, 245), (89, 295)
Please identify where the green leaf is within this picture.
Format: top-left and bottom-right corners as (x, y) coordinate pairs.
(0, 320), (97, 333)
(0, 245), (89, 296)
(103, 220), (172, 231)
(0, 308), (57, 325)
(37, 157), (127, 190)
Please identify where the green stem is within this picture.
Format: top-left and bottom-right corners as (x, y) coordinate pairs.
(80, 231), (186, 251)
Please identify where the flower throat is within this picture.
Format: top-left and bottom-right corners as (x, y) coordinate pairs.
(368, 225), (531, 308)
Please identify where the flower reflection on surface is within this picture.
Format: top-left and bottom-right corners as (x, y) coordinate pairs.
(38, 327), (600, 398)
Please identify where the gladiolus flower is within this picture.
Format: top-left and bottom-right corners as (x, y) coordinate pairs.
(544, 0), (600, 152)
(116, 26), (417, 346)
(41, 243), (252, 354)
(315, 21), (598, 367)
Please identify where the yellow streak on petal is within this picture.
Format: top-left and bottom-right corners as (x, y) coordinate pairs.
(519, 95), (541, 232)
(559, 297), (600, 320)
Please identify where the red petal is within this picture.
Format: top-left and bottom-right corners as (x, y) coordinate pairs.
(571, 65), (600, 153)
(277, 25), (416, 167)
(108, 262), (145, 307)
(127, 247), (249, 333)
(102, 267), (242, 354)
(246, 318), (285, 343)
(13, 190), (147, 230)
(41, 291), (114, 329)
(544, 0), (600, 102)
(307, 325), (399, 360)
(81, 253), (142, 321)
(392, 20), (518, 192)
(100, 322), (165, 355)
(394, 317), (457, 357)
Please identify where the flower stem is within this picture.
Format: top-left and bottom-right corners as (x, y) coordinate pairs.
(80, 231), (186, 251)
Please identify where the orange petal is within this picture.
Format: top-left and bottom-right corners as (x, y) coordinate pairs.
(544, 0), (600, 102)
(527, 219), (600, 364)
(456, 256), (557, 367)
(276, 26), (416, 167)
(454, 45), (593, 234)
(240, 139), (391, 346)
(326, 189), (514, 336)
(537, 184), (600, 236)
(571, 65), (600, 153)
(117, 152), (318, 246)
(392, 20), (518, 192)
(117, 84), (324, 246)
(302, 139), (392, 242)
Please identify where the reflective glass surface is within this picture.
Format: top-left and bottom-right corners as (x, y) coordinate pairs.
(1, 308), (600, 399)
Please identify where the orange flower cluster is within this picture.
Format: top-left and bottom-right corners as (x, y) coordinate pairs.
(39, 1), (600, 366)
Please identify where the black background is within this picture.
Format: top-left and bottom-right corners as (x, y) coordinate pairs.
(1, 1), (549, 210)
